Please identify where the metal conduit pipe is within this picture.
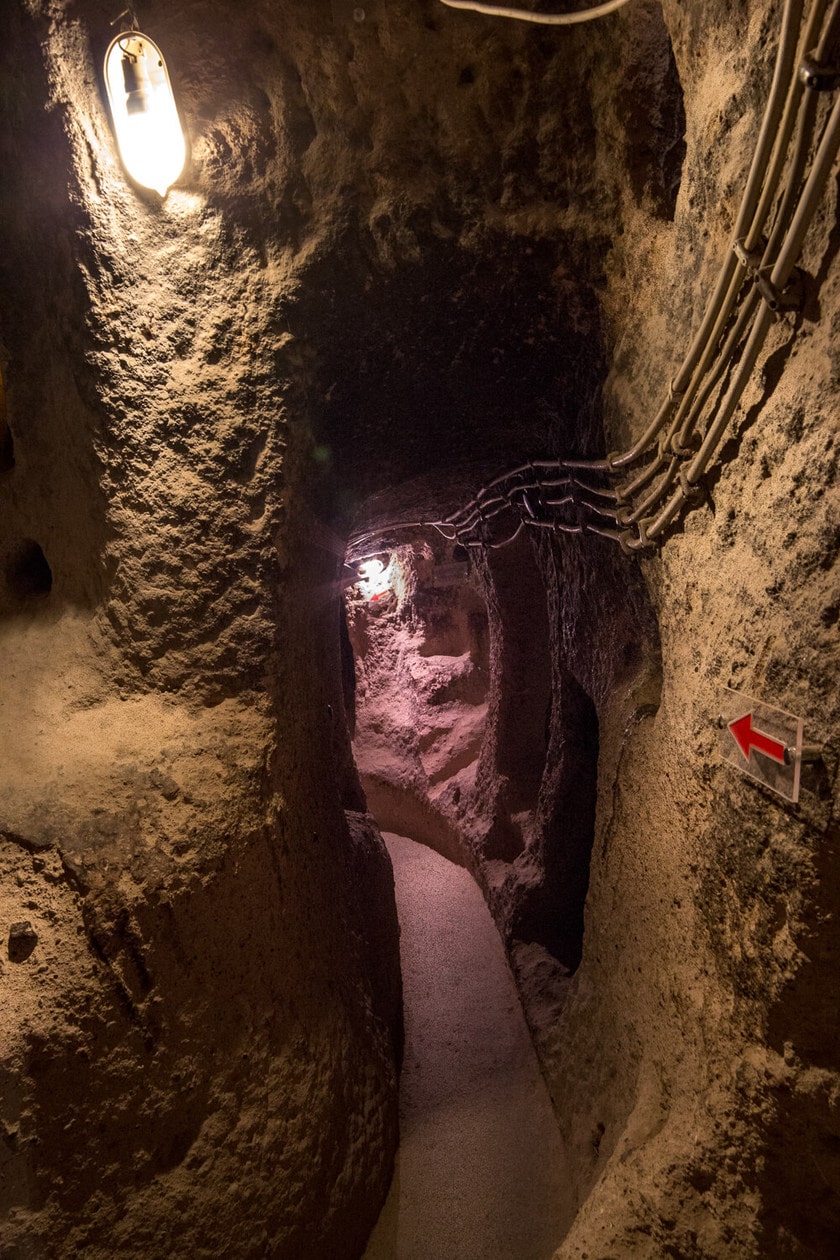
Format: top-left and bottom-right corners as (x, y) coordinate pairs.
(461, 518), (528, 549)
(438, 0), (631, 27)
(443, 457), (605, 523)
(451, 478), (617, 535)
(489, 521), (527, 548)
(762, 87), (821, 264)
(642, 293), (800, 540)
(609, 0), (805, 470)
(447, 485), (514, 524)
(582, 500), (623, 520)
(449, 471), (568, 527)
(764, 0), (840, 266)
(526, 518), (582, 533)
(664, 264), (748, 447)
(747, 0), (830, 251)
(452, 496), (504, 525)
(570, 478), (619, 498)
(454, 487), (511, 519)
(734, 0), (808, 247)
(484, 471), (618, 504)
(470, 499), (511, 526)
(473, 460), (542, 494)
(563, 455), (615, 471)
(450, 498), (508, 533)
(620, 456), (681, 526)
(604, 0), (839, 543)
(673, 0), (805, 362)
(676, 286), (761, 450)
(586, 524), (625, 542)
(605, 396), (677, 471)
(775, 90), (840, 276)
(625, 0), (840, 526)
(450, 485), (529, 524)
(619, 453), (669, 502)
(685, 72), (840, 488)
(746, 0), (840, 341)
(452, 499), (512, 532)
(349, 0), (839, 560)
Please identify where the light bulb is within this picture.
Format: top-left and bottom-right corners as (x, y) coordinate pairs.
(357, 559), (385, 582)
(104, 32), (185, 196)
(357, 556), (392, 601)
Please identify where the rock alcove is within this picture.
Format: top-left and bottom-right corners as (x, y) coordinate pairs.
(1, 1), (839, 1258)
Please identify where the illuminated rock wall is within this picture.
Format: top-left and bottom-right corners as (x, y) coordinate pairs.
(0, 3), (401, 1256)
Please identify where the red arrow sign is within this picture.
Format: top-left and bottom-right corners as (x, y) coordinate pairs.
(728, 712), (787, 765)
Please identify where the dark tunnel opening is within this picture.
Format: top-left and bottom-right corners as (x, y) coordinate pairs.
(5, 539), (53, 600)
(517, 672), (600, 975)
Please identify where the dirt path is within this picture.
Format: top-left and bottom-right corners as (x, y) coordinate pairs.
(362, 833), (574, 1260)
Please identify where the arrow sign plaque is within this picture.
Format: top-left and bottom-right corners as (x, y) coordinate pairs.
(718, 687), (804, 803)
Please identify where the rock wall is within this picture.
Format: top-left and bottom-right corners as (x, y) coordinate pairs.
(1, 0), (838, 1255)
(346, 539), (490, 867)
(344, 2), (840, 1256)
(0, 2), (403, 1256)
(548, 3), (840, 1255)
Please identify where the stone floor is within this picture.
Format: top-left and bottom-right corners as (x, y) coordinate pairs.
(363, 833), (574, 1260)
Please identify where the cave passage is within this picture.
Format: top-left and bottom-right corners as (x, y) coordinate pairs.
(363, 833), (574, 1260)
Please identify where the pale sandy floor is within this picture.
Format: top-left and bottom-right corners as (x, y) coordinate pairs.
(362, 833), (574, 1260)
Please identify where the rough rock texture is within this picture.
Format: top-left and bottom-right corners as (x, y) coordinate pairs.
(343, 4), (840, 1258)
(1, 2), (406, 1255)
(346, 538), (490, 867)
(1, 0), (839, 1255)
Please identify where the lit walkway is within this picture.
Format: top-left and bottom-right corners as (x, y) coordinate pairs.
(363, 833), (573, 1260)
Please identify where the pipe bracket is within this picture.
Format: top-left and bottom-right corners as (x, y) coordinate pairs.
(733, 238), (763, 270)
(620, 519), (657, 555)
(670, 431), (701, 458)
(755, 267), (804, 314)
(677, 467), (704, 503)
(799, 53), (840, 91)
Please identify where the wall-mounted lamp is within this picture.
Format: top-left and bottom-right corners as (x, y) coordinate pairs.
(104, 30), (185, 196)
(357, 556), (392, 602)
(357, 558), (385, 582)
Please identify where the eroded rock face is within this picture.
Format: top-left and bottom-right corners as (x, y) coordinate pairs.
(0, 2), (406, 1255)
(346, 539), (490, 866)
(342, 3), (840, 1257)
(1, 0), (838, 1255)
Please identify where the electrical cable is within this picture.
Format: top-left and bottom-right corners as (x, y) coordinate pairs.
(607, 0), (806, 471)
(438, 0), (630, 27)
(591, 0), (840, 548)
(347, 0), (840, 564)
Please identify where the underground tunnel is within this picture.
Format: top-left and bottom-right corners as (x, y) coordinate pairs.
(1, 0), (839, 1257)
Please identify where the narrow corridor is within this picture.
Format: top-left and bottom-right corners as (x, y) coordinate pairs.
(363, 834), (574, 1260)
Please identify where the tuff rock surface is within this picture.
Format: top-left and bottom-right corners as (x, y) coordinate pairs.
(1, 0), (838, 1257)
